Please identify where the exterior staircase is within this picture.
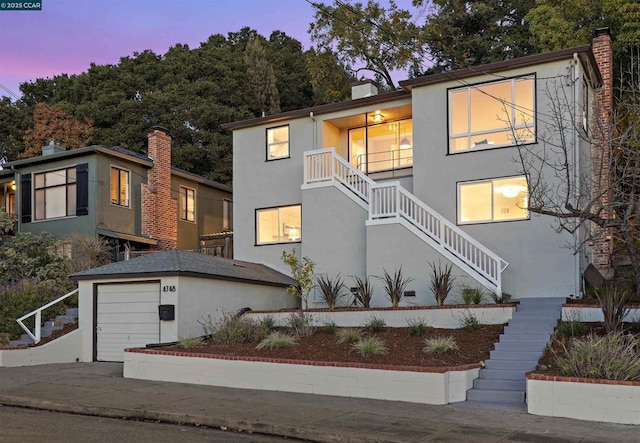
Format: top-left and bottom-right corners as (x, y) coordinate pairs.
(9, 307), (78, 346)
(466, 297), (565, 405)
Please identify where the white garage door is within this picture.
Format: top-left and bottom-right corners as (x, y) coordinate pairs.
(96, 282), (161, 362)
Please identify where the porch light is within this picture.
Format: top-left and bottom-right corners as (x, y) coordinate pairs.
(399, 138), (412, 149)
(371, 111), (384, 124)
(10, 181), (16, 191)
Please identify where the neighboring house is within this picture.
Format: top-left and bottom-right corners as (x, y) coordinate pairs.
(0, 127), (232, 258)
(223, 31), (613, 305)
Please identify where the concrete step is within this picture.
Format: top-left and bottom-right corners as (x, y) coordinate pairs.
(498, 333), (551, 343)
(494, 341), (547, 352)
(473, 378), (526, 391)
(490, 350), (544, 360)
(484, 359), (537, 371)
(478, 368), (529, 380)
(503, 325), (556, 335)
(466, 388), (525, 403)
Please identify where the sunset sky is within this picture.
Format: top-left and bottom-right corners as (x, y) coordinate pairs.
(0, 0), (318, 100)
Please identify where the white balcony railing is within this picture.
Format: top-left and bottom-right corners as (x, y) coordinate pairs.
(303, 148), (508, 294)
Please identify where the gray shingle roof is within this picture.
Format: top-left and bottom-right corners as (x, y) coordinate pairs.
(71, 249), (297, 288)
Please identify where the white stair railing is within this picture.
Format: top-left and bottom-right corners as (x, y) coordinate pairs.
(303, 149), (508, 294)
(304, 148), (374, 204)
(16, 288), (78, 344)
(370, 182), (508, 293)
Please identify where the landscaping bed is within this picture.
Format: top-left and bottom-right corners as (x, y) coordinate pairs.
(159, 324), (504, 368)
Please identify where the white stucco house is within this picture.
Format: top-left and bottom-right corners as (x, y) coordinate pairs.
(222, 31), (613, 307)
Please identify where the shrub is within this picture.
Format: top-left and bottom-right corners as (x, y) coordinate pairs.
(406, 317), (430, 336)
(459, 311), (481, 330)
(351, 275), (373, 308)
(557, 309), (586, 337)
(316, 274), (346, 309)
(256, 331), (298, 350)
(199, 312), (267, 345)
(336, 327), (362, 344)
(352, 336), (388, 358)
(259, 315), (275, 331)
(429, 262), (454, 305)
(595, 284), (631, 333)
(178, 336), (203, 349)
(423, 336), (459, 354)
(488, 291), (512, 304)
(321, 320), (337, 334)
(377, 267), (413, 307)
(287, 312), (315, 337)
(281, 248), (316, 309)
(554, 333), (640, 381)
(67, 234), (112, 273)
(363, 316), (386, 333)
(461, 286), (484, 304)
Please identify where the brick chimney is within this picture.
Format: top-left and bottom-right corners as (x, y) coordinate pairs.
(141, 127), (178, 249)
(591, 28), (613, 270)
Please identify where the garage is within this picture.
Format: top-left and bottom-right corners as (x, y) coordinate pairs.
(73, 249), (298, 363)
(96, 281), (161, 362)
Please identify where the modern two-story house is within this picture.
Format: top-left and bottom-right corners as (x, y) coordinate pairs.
(223, 31), (613, 306)
(0, 127), (233, 258)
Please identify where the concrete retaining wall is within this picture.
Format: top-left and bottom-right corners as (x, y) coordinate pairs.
(0, 329), (82, 367)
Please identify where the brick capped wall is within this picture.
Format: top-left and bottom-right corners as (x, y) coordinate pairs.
(591, 28), (613, 269)
(142, 128), (178, 249)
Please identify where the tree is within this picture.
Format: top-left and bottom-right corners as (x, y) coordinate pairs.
(309, 0), (426, 89)
(0, 97), (31, 162)
(527, 0), (640, 67)
(513, 58), (640, 296)
(420, 0), (536, 71)
(244, 37), (281, 116)
(281, 248), (316, 310)
(305, 48), (354, 104)
(21, 102), (94, 159)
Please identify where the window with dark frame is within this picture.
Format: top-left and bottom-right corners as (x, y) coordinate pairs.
(34, 167), (77, 220)
(110, 166), (129, 207)
(256, 205), (301, 245)
(179, 186), (196, 222)
(266, 125), (289, 160)
(458, 176), (529, 224)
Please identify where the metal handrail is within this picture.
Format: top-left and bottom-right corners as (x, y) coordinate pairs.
(356, 148), (413, 173)
(16, 288), (78, 344)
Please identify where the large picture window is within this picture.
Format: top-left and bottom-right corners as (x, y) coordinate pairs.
(349, 118), (413, 173)
(179, 186), (195, 222)
(256, 205), (301, 245)
(110, 167), (129, 207)
(449, 76), (535, 152)
(266, 125), (289, 160)
(458, 176), (528, 224)
(34, 167), (77, 220)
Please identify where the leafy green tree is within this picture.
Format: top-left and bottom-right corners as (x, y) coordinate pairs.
(306, 48), (354, 104)
(245, 37), (281, 116)
(309, 0), (426, 89)
(419, 0), (536, 71)
(0, 97), (30, 162)
(281, 248), (316, 310)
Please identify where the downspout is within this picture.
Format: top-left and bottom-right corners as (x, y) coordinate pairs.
(572, 52), (582, 297)
(10, 165), (20, 233)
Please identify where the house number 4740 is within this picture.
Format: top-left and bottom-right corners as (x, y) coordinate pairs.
(162, 285), (176, 292)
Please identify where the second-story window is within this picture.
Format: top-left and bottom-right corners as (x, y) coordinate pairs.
(34, 167), (77, 220)
(266, 125), (289, 160)
(110, 166), (130, 207)
(223, 199), (232, 230)
(180, 186), (196, 222)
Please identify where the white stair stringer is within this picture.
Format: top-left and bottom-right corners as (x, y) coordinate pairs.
(302, 148), (508, 295)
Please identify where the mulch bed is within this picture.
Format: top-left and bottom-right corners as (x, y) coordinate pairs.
(162, 325), (504, 368)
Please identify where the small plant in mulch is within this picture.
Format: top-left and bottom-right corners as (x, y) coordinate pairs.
(461, 286), (484, 304)
(259, 315), (275, 331)
(316, 274), (347, 309)
(256, 331), (298, 350)
(595, 283), (632, 333)
(423, 336), (458, 355)
(352, 336), (388, 358)
(199, 312), (268, 345)
(459, 310), (481, 331)
(178, 336), (203, 349)
(377, 267), (413, 307)
(336, 328), (362, 344)
(429, 261), (455, 305)
(363, 316), (386, 333)
(287, 312), (315, 337)
(321, 320), (337, 334)
(406, 317), (431, 337)
(351, 275), (374, 308)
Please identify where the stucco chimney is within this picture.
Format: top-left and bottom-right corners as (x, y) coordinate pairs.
(591, 27), (613, 270)
(41, 140), (66, 156)
(352, 79), (379, 100)
(141, 126), (178, 249)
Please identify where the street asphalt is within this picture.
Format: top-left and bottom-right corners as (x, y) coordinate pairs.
(0, 362), (638, 442)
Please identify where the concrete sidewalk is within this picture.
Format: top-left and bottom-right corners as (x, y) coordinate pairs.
(0, 363), (637, 442)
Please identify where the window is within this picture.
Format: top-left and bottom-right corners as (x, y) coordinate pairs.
(223, 199), (232, 230)
(34, 168), (77, 220)
(349, 118), (413, 173)
(110, 167), (129, 207)
(179, 186), (195, 222)
(256, 205), (301, 245)
(449, 76), (535, 152)
(458, 176), (528, 224)
(266, 125), (289, 160)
